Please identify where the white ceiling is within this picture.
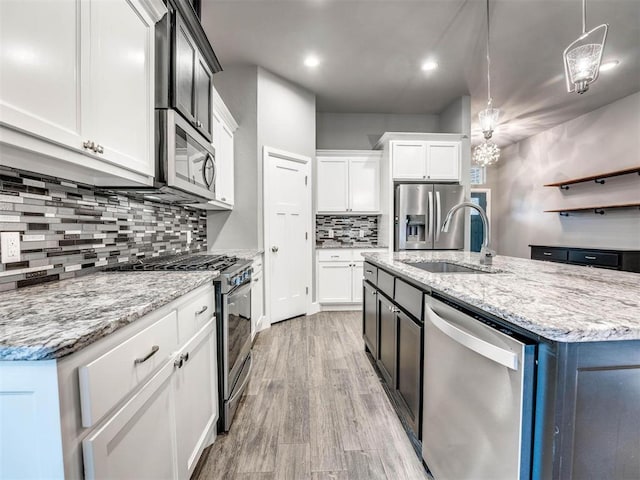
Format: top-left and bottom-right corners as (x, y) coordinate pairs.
(201, 0), (640, 146)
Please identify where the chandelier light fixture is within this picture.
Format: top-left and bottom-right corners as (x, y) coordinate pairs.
(563, 0), (608, 94)
(473, 0), (500, 166)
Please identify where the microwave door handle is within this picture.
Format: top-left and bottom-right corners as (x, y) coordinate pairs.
(427, 191), (433, 241)
(425, 304), (519, 370)
(435, 191), (441, 242)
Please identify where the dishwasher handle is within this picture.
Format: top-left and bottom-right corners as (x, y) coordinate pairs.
(425, 304), (519, 371)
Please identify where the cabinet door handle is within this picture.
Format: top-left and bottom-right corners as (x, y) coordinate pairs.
(83, 140), (96, 151)
(174, 352), (190, 369)
(371, 290), (377, 296)
(196, 306), (208, 315)
(134, 345), (159, 365)
(95, 144), (104, 154)
(543, 252), (552, 256)
(221, 197), (227, 202)
(330, 255), (339, 258)
(585, 256), (597, 260)
(365, 269), (373, 274)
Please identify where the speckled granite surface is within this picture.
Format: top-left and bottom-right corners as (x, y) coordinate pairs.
(207, 249), (263, 260)
(362, 251), (640, 343)
(0, 271), (218, 361)
(316, 244), (388, 250)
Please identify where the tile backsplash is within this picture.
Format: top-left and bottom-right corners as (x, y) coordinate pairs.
(0, 167), (207, 291)
(316, 215), (378, 247)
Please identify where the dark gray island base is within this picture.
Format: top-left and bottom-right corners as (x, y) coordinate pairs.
(361, 251), (640, 480)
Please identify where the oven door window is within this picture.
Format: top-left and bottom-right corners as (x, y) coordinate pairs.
(227, 285), (251, 374)
(175, 126), (190, 182)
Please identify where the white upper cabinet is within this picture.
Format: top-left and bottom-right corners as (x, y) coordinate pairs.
(317, 151), (381, 213)
(84, 0), (156, 177)
(426, 141), (460, 181)
(392, 141), (427, 180)
(207, 85), (237, 210)
(317, 158), (350, 212)
(391, 140), (461, 181)
(0, 0), (165, 184)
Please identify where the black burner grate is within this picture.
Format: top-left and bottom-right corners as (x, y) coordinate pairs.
(114, 254), (239, 272)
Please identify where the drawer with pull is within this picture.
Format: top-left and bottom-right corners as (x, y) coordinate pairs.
(177, 285), (215, 343)
(318, 249), (352, 262)
(363, 262), (378, 285)
(78, 310), (179, 427)
(569, 250), (619, 268)
(531, 247), (568, 262)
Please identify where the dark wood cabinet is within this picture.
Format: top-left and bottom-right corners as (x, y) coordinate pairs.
(363, 281), (378, 359)
(377, 294), (397, 388)
(530, 245), (640, 273)
(396, 309), (422, 437)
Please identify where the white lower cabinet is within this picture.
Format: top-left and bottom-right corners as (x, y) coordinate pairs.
(317, 249), (387, 305)
(83, 361), (177, 480)
(251, 267), (264, 339)
(174, 323), (217, 479)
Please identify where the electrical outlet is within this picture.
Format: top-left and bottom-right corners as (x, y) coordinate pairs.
(1, 232), (21, 264)
(359, 230), (366, 238)
(328, 229), (334, 238)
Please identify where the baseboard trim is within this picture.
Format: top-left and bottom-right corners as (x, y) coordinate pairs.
(320, 304), (363, 312)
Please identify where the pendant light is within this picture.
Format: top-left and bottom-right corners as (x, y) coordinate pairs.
(473, 0), (500, 166)
(563, 0), (608, 94)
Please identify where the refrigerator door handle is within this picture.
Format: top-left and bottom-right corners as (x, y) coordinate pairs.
(427, 191), (434, 241)
(435, 191), (442, 242)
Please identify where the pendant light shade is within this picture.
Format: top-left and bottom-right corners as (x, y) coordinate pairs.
(563, 0), (608, 94)
(474, 0), (501, 165)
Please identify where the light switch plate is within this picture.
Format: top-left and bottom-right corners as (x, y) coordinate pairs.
(359, 230), (366, 238)
(328, 229), (334, 238)
(186, 231), (192, 244)
(1, 232), (21, 264)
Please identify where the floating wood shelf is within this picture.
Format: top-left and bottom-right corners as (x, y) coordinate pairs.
(544, 166), (640, 190)
(545, 202), (640, 216)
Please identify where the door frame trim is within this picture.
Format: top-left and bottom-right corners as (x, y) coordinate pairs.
(263, 146), (312, 327)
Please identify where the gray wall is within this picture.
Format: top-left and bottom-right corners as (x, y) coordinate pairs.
(496, 91), (640, 259)
(439, 96), (471, 135)
(316, 112), (439, 149)
(207, 66), (316, 250)
(207, 66), (259, 249)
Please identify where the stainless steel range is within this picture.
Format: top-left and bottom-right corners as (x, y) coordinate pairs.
(113, 253), (253, 432)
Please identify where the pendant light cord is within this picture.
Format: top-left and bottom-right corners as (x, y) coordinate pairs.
(486, 0), (492, 107)
(582, 0), (587, 34)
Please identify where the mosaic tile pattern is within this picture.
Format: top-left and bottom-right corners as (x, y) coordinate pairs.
(316, 215), (378, 247)
(0, 167), (207, 290)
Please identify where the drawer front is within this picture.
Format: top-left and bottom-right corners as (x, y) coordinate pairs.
(363, 262), (377, 286)
(377, 268), (395, 298)
(177, 285), (215, 344)
(79, 310), (179, 427)
(531, 247), (568, 262)
(569, 250), (619, 268)
(395, 279), (423, 321)
(318, 249), (352, 262)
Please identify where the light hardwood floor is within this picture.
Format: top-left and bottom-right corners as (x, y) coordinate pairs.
(194, 311), (429, 480)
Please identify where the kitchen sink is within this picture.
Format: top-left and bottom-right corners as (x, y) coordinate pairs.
(402, 261), (490, 274)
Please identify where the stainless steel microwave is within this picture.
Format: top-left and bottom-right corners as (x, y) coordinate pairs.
(108, 109), (216, 204)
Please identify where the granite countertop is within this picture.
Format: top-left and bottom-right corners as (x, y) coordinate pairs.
(316, 244), (388, 250)
(362, 251), (640, 343)
(0, 271), (219, 361)
(207, 249), (263, 260)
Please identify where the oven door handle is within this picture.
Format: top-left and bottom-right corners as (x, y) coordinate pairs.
(227, 281), (252, 298)
(227, 354), (253, 405)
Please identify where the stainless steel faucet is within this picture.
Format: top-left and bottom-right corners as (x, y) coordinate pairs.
(441, 202), (495, 265)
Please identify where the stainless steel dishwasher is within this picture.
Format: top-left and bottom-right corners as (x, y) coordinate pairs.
(422, 295), (536, 480)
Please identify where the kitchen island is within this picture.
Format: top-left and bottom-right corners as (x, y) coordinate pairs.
(362, 251), (640, 480)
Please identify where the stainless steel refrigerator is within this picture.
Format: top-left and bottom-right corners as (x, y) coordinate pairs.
(395, 183), (465, 251)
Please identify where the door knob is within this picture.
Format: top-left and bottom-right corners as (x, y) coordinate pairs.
(271, 246), (279, 253)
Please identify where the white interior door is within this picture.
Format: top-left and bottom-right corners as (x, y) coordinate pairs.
(264, 148), (311, 324)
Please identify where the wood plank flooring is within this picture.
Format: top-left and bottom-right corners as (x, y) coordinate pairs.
(193, 311), (429, 480)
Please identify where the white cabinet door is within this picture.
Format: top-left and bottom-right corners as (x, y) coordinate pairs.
(0, 0), (83, 150)
(84, 0), (154, 176)
(318, 262), (353, 303)
(351, 262), (364, 303)
(349, 158), (379, 212)
(174, 322), (217, 480)
(317, 158), (349, 212)
(215, 117), (235, 206)
(426, 141), (460, 181)
(251, 270), (264, 339)
(392, 141), (427, 180)
(83, 361), (177, 480)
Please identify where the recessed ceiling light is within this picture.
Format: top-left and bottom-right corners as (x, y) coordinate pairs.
(421, 60), (439, 72)
(599, 60), (620, 72)
(304, 55), (320, 68)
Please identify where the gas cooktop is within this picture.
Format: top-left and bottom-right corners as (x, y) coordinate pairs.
(112, 253), (240, 272)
